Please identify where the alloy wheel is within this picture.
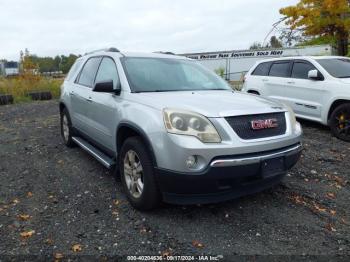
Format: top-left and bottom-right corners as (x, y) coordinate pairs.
(123, 150), (144, 198)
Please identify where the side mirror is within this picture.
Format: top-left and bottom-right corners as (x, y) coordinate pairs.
(308, 69), (323, 81)
(93, 80), (121, 93)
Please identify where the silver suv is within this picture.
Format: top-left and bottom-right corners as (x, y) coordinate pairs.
(59, 48), (302, 210)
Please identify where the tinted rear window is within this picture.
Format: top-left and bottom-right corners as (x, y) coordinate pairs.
(291, 62), (315, 79)
(252, 62), (271, 76)
(269, 62), (291, 77)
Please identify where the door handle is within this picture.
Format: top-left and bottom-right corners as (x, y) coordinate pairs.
(262, 79), (268, 82)
(86, 97), (93, 102)
(69, 91), (75, 96)
(287, 81), (295, 84)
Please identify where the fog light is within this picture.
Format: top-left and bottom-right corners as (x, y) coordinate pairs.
(185, 155), (197, 168)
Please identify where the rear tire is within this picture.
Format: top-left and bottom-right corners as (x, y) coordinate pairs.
(329, 103), (350, 142)
(119, 137), (160, 210)
(60, 108), (75, 147)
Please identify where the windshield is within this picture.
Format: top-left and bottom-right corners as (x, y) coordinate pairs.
(121, 57), (231, 92)
(316, 58), (350, 78)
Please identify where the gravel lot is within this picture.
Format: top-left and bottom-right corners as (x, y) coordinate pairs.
(0, 100), (349, 260)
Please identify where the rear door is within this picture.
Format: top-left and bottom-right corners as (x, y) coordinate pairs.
(88, 56), (122, 151)
(285, 60), (326, 118)
(70, 56), (102, 132)
(263, 60), (293, 102)
(245, 61), (272, 94)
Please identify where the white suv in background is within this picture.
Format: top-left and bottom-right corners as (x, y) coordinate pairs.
(242, 56), (350, 141)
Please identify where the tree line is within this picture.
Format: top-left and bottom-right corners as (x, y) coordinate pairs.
(19, 49), (80, 74)
(250, 0), (350, 56)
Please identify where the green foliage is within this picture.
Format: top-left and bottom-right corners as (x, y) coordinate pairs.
(18, 49), (79, 74)
(296, 35), (336, 46)
(0, 77), (62, 103)
(214, 67), (225, 78)
(249, 42), (265, 50)
(249, 36), (283, 50)
(270, 36), (283, 48)
(280, 0), (350, 55)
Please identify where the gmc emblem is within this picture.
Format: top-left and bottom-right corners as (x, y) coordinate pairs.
(251, 119), (278, 130)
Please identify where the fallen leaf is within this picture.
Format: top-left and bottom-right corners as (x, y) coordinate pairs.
(114, 200), (120, 206)
(326, 192), (336, 199)
(27, 192), (33, 197)
(45, 238), (54, 245)
(12, 199), (20, 204)
(18, 214), (31, 221)
(333, 175), (345, 185)
(192, 240), (204, 248)
(54, 253), (64, 259)
(57, 160), (64, 164)
(341, 218), (348, 225)
(20, 230), (35, 238)
(72, 244), (82, 252)
(140, 227), (147, 234)
(325, 223), (336, 232)
(330, 210), (336, 216)
(313, 204), (327, 213)
(161, 249), (172, 257)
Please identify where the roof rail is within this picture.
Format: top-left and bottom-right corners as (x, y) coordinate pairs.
(153, 51), (175, 55)
(84, 47), (120, 55)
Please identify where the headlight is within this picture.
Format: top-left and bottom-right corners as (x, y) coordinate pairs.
(163, 109), (221, 143)
(283, 104), (301, 133)
(286, 105), (296, 127)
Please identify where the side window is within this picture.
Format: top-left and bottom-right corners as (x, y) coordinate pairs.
(291, 62), (316, 79)
(95, 57), (120, 89)
(77, 57), (102, 87)
(66, 59), (83, 82)
(269, 62), (291, 77)
(252, 62), (271, 76)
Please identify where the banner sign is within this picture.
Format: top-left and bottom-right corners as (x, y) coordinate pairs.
(186, 50), (284, 60)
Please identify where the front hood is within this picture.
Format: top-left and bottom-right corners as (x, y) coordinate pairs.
(339, 78), (350, 84)
(132, 90), (286, 117)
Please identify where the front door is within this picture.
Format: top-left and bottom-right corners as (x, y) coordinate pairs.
(88, 56), (122, 151)
(285, 60), (326, 119)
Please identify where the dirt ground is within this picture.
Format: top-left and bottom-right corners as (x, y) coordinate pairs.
(0, 100), (349, 261)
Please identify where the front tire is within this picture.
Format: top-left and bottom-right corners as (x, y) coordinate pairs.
(119, 137), (160, 210)
(60, 108), (75, 147)
(329, 103), (350, 142)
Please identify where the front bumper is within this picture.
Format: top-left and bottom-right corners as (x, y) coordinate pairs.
(155, 143), (302, 205)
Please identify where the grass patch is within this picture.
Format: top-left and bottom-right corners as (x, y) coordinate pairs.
(0, 76), (63, 103)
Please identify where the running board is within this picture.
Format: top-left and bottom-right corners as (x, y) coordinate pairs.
(72, 137), (116, 169)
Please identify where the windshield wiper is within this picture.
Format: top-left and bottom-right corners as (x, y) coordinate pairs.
(338, 76), (350, 78)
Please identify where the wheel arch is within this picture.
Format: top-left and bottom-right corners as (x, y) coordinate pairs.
(327, 99), (350, 123)
(116, 122), (158, 167)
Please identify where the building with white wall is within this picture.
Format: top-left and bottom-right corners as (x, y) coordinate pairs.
(180, 45), (335, 81)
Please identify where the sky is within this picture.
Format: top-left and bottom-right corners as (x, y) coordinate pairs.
(0, 0), (298, 61)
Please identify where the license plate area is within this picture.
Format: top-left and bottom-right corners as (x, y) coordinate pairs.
(261, 157), (285, 178)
